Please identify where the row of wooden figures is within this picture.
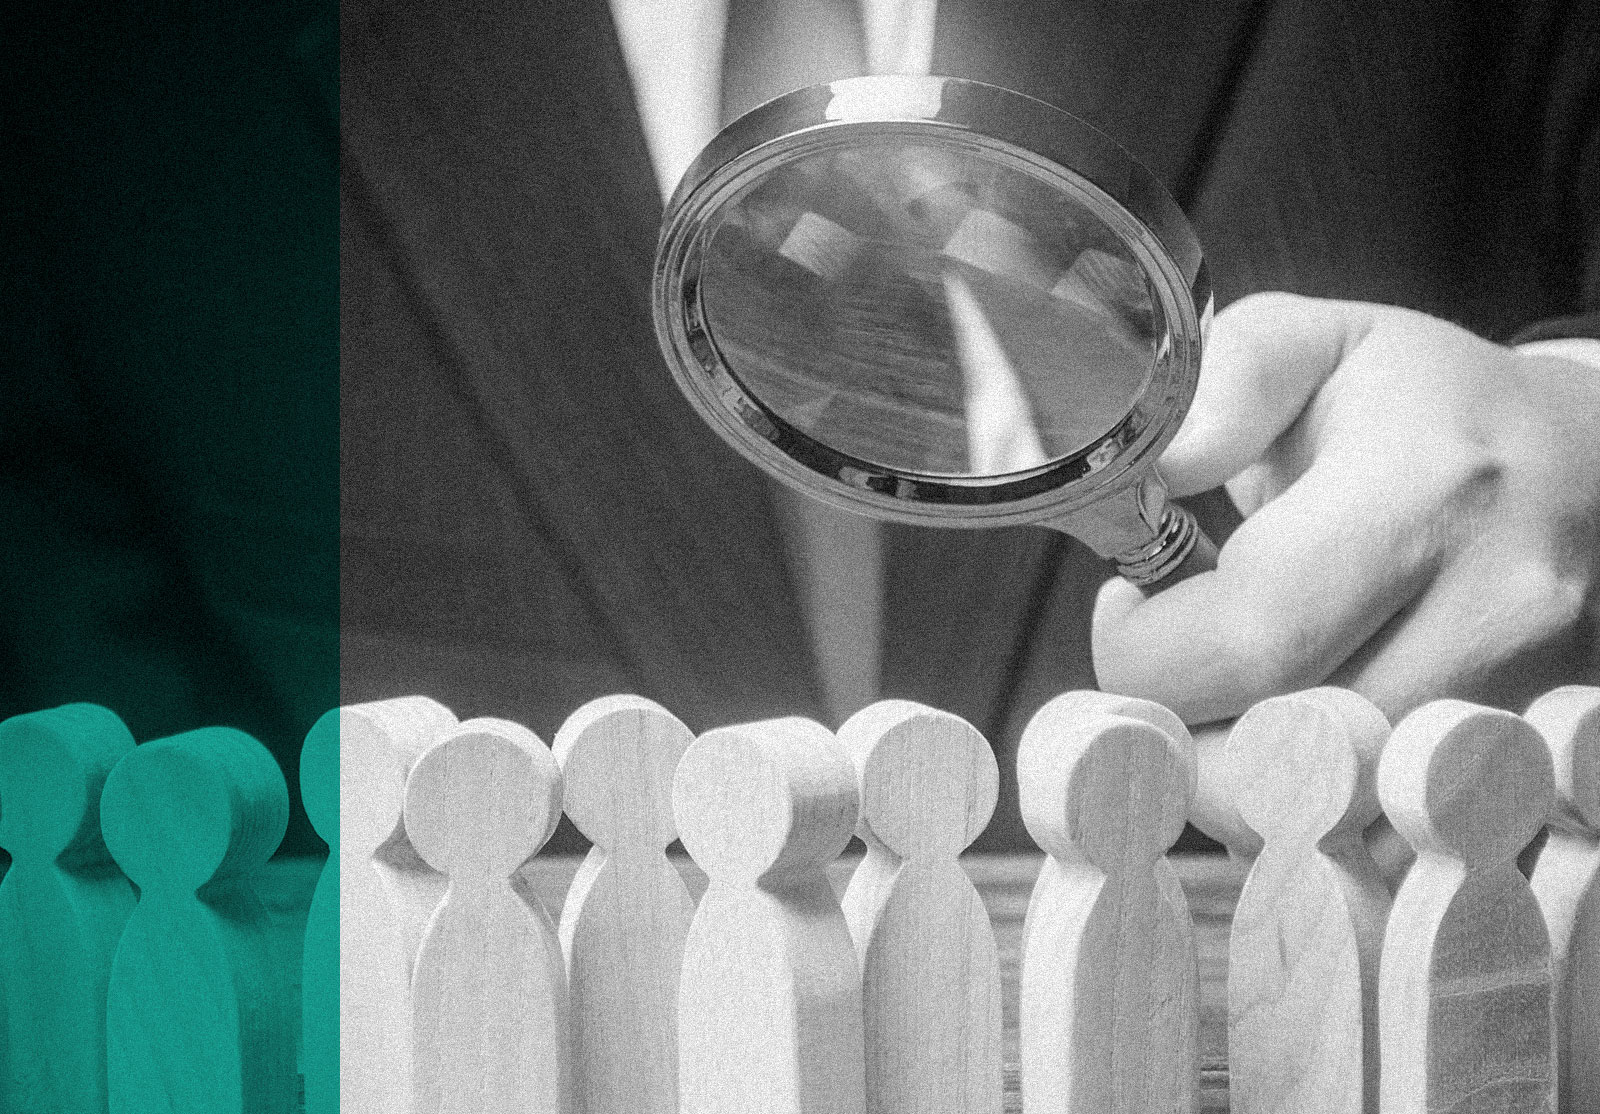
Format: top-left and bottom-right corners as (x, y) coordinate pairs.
(323, 686), (1600, 1114)
(0, 687), (1595, 1114)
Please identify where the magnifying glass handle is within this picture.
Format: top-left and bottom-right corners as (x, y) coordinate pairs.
(1058, 480), (1218, 592)
(1159, 520), (1220, 586)
(1113, 502), (1218, 591)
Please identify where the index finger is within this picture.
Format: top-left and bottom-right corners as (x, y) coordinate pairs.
(1092, 454), (1444, 724)
(1160, 293), (1379, 497)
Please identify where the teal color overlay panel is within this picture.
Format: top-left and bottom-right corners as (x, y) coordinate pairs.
(1, 0), (338, 1110)
(1, 0), (338, 857)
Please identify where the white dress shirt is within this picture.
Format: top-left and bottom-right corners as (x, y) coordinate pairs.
(607, 0), (938, 722)
(609, 0), (938, 201)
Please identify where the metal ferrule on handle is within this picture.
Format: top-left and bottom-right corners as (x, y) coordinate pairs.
(1114, 503), (1205, 587)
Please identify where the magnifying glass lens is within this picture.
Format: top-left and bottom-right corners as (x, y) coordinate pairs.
(699, 136), (1159, 479)
(656, 76), (1213, 585)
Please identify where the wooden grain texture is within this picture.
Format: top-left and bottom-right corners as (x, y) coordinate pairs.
(1526, 685), (1600, 1114)
(0, 704), (136, 1114)
(101, 726), (294, 1114)
(838, 700), (1002, 1114)
(1017, 696), (1198, 1114)
(673, 716), (866, 1114)
(1377, 700), (1556, 1114)
(404, 716), (570, 1114)
(554, 695), (696, 1114)
(313, 695), (457, 1114)
(1224, 688), (1391, 1114)
(266, 851), (1244, 1114)
(489, 852), (1243, 1114)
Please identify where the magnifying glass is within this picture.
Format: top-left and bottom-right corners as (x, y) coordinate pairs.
(653, 75), (1216, 588)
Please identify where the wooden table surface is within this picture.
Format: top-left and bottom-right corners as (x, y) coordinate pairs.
(267, 851), (1248, 1112)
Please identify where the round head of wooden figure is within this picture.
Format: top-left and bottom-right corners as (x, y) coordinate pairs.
(1524, 685), (1600, 834)
(336, 696), (458, 859)
(299, 708), (340, 851)
(100, 727), (290, 893)
(1026, 690), (1196, 799)
(837, 700), (997, 860)
(0, 704), (135, 870)
(1018, 702), (1190, 868)
(1379, 700), (1554, 868)
(673, 717), (858, 887)
(1228, 689), (1388, 847)
(554, 695), (694, 854)
(403, 718), (562, 881)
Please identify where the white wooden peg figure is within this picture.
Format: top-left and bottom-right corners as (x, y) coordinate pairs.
(554, 695), (696, 1114)
(313, 695), (457, 1114)
(1225, 688), (1391, 1114)
(1527, 685), (1600, 1114)
(1377, 700), (1556, 1114)
(1018, 698), (1198, 1114)
(1016, 690), (1197, 976)
(838, 700), (1002, 1114)
(673, 717), (866, 1114)
(404, 717), (571, 1114)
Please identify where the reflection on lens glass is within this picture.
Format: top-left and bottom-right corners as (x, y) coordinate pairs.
(698, 137), (1161, 479)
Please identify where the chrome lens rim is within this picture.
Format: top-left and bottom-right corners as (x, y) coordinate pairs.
(652, 74), (1210, 529)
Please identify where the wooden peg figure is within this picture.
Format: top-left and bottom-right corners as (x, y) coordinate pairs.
(1225, 688), (1391, 1114)
(404, 716), (571, 1114)
(0, 704), (136, 1114)
(838, 700), (1002, 1114)
(554, 695), (696, 1114)
(1015, 691), (1197, 976)
(301, 695), (457, 1114)
(673, 717), (866, 1114)
(1377, 700), (1556, 1114)
(1527, 686), (1600, 1114)
(1017, 699), (1198, 1114)
(101, 726), (295, 1114)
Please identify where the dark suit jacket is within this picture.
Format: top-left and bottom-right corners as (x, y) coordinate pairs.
(340, 0), (1597, 848)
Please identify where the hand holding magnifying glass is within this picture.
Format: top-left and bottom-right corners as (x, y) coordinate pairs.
(653, 76), (1217, 589)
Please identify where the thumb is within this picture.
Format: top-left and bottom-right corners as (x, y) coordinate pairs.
(1160, 292), (1379, 497)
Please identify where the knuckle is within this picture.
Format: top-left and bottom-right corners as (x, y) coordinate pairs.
(1526, 567), (1589, 639)
(1471, 557), (1590, 652)
(1429, 447), (1506, 525)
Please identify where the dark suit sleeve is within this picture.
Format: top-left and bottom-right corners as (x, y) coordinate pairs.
(1513, 312), (1600, 345)
(1505, 4), (1600, 344)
